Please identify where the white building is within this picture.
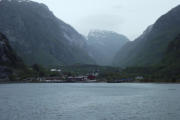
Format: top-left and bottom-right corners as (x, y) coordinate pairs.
(50, 69), (61, 72)
(135, 76), (144, 80)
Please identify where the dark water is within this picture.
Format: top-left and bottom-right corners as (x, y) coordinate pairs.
(0, 83), (180, 120)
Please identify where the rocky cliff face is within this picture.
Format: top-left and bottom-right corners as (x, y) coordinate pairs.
(0, 33), (23, 81)
(0, 0), (94, 66)
(87, 30), (129, 66)
(113, 5), (180, 67)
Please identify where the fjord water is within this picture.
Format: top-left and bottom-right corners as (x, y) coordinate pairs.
(0, 83), (180, 120)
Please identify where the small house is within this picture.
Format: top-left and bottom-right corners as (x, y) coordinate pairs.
(135, 76), (144, 80)
(50, 69), (61, 72)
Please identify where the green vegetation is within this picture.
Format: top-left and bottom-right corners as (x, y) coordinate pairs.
(105, 34), (180, 83)
(61, 64), (121, 75)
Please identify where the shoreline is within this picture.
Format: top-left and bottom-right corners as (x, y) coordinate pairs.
(0, 81), (180, 84)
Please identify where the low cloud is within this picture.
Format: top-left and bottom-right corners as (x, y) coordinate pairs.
(76, 14), (124, 35)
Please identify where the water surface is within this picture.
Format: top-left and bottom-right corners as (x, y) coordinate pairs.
(0, 83), (180, 120)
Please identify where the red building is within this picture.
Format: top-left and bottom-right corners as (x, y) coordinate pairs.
(88, 75), (96, 80)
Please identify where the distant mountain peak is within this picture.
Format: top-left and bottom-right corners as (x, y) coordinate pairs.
(89, 30), (116, 35)
(89, 29), (123, 36)
(88, 30), (128, 42)
(87, 30), (129, 66)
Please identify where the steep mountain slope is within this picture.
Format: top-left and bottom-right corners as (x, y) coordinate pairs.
(0, 0), (94, 66)
(114, 5), (180, 67)
(0, 33), (24, 82)
(162, 34), (180, 67)
(87, 30), (129, 66)
(156, 34), (180, 80)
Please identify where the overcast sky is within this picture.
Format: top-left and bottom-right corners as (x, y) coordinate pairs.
(34, 0), (180, 40)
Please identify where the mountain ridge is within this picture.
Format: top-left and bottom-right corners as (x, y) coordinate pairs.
(113, 5), (180, 67)
(87, 30), (129, 66)
(0, 0), (95, 66)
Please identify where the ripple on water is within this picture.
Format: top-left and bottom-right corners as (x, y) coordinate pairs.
(0, 83), (180, 120)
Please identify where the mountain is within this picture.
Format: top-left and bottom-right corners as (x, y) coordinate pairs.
(87, 30), (129, 66)
(0, 0), (94, 66)
(113, 5), (180, 67)
(161, 34), (180, 67)
(0, 33), (24, 82)
(154, 34), (180, 80)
